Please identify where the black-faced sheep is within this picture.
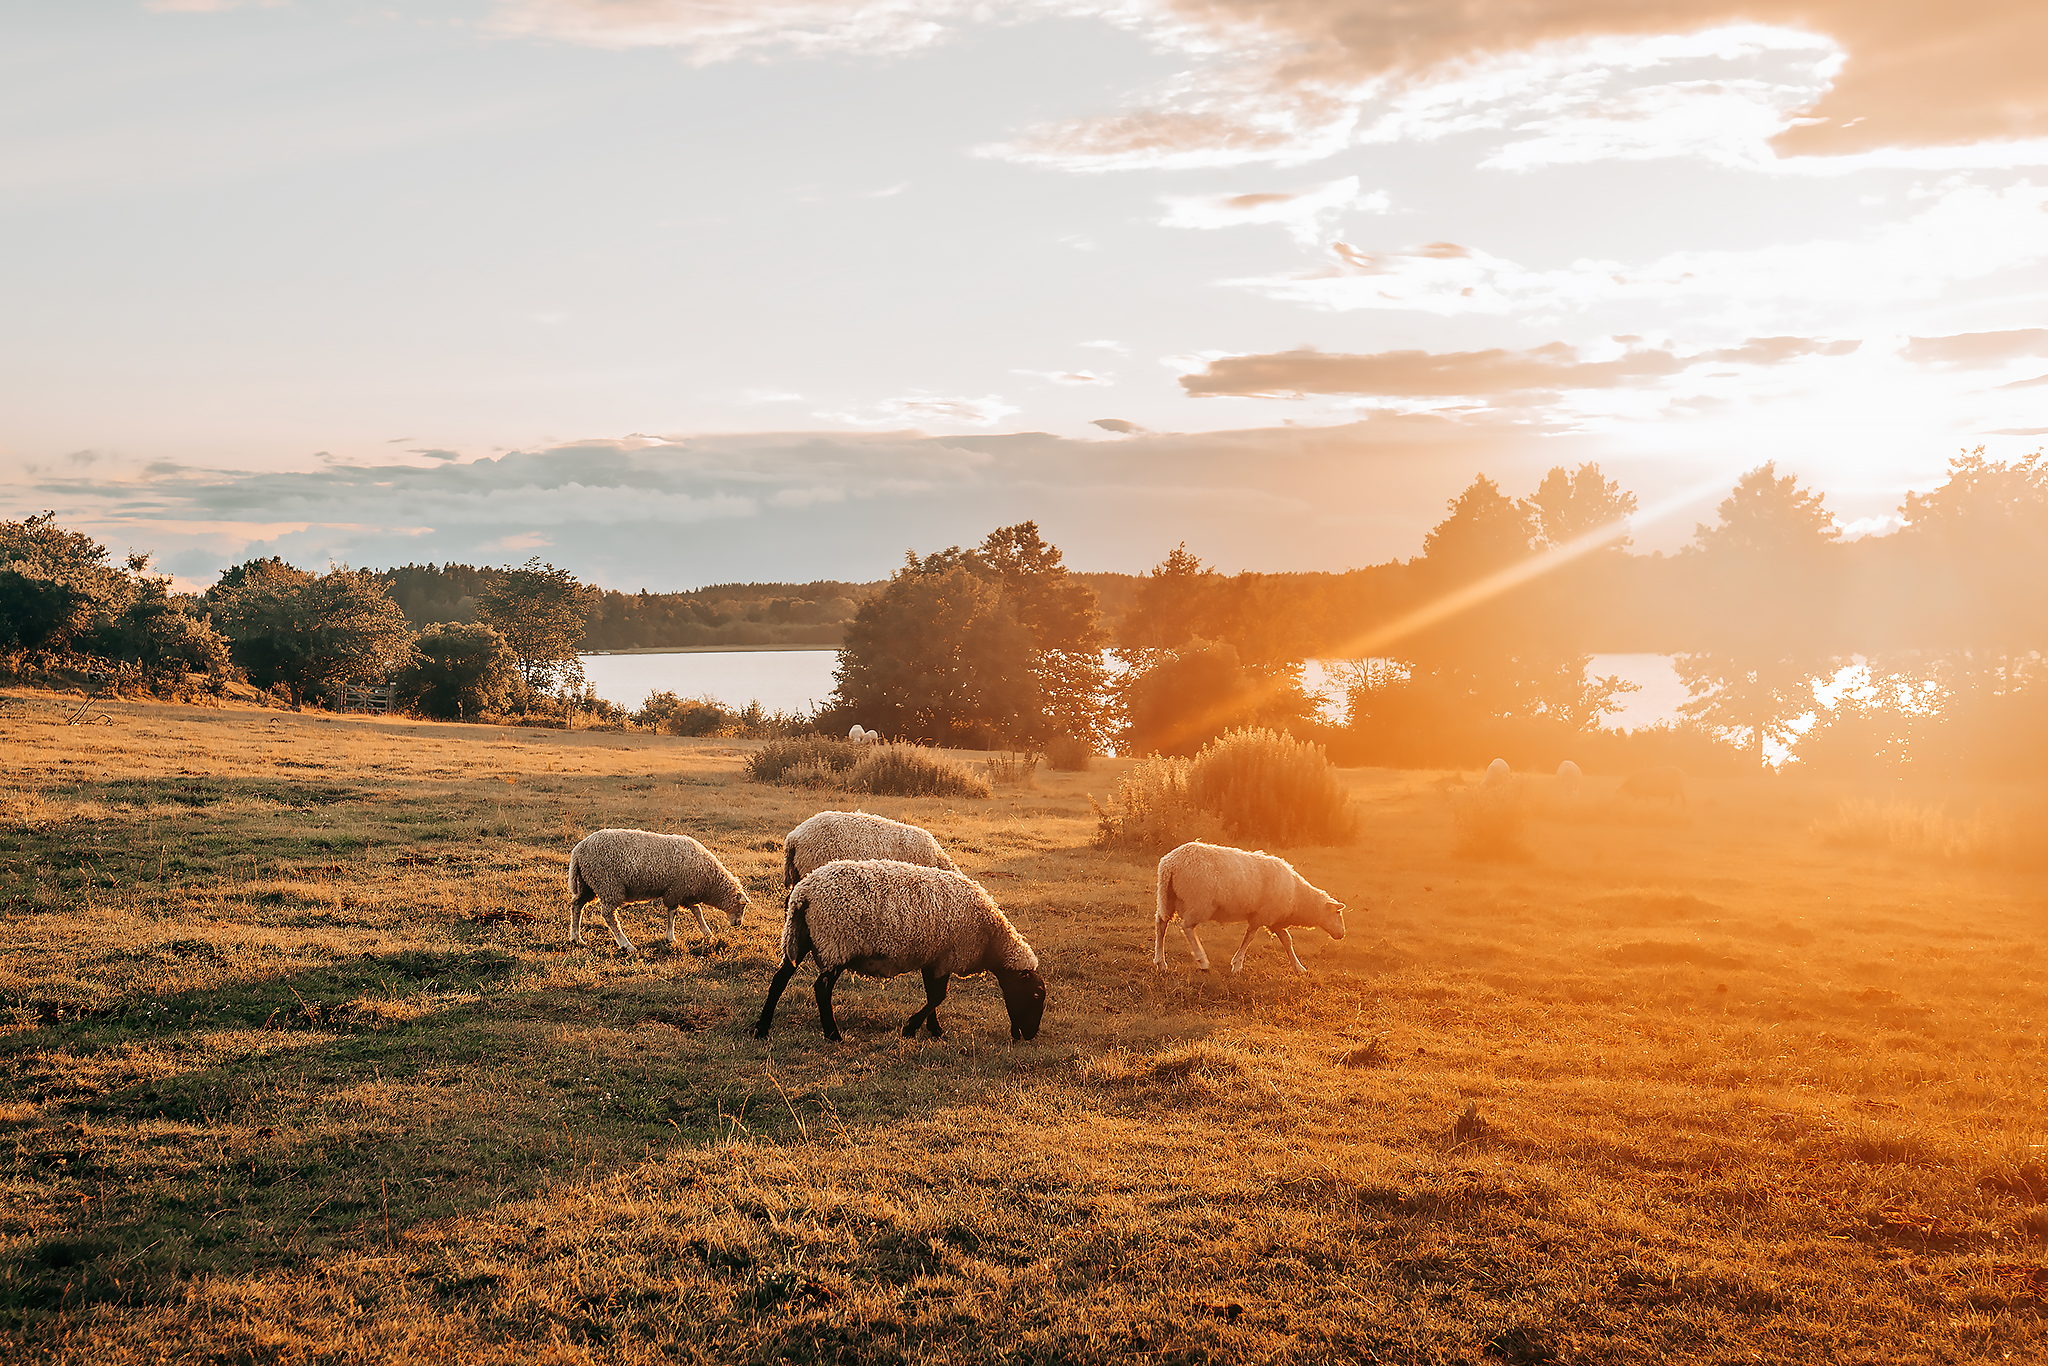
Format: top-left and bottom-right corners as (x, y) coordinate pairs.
(567, 828), (750, 952)
(753, 859), (1045, 1043)
(782, 809), (958, 889)
(1153, 840), (1346, 975)
(1619, 765), (1687, 806)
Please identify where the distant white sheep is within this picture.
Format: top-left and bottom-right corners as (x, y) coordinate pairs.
(567, 828), (750, 952)
(1481, 758), (1511, 788)
(848, 725), (880, 744)
(1556, 759), (1582, 797)
(1153, 841), (1346, 975)
(754, 859), (1045, 1042)
(783, 809), (958, 888)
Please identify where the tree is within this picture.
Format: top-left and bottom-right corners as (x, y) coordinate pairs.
(208, 562), (416, 707)
(2, 512), (229, 673)
(475, 558), (597, 692)
(1117, 542), (1216, 652)
(1676, 462), (1841, 770)
(1521, 462), (1638, 550)
(396, 622), (521, 720)
(1119, 638), (1265, 757)
(830, 559), (1036, 745)
(968, 522), (1110, 746)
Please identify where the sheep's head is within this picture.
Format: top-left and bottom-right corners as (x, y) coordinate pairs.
(720, 880), (751, 927)
(995, 968), (1046, 1041)
(1317, 897), (1346, 941)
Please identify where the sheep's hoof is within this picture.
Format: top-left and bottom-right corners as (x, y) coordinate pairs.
(925, 1022), (944, 1039)
(752, 1026), (771, 1040)
(824, 1030), (843, 1042)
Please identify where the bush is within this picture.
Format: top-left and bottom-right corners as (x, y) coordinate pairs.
(1187, 727), (1356, 847)
(747, 737), (991, 798)
(638, 691), (814, 738)
(1044, 733), (1095, 772)
(1449, 780), (1530, 861)
(397, 623), (520, 720)
(982, 751), (1039, 787)
(1092, 754), (1229, 852)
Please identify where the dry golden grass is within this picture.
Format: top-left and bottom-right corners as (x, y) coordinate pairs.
(2, 687), (2046, 1363)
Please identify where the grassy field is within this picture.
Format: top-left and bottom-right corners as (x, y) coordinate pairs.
(2, 690), (2045, 1364)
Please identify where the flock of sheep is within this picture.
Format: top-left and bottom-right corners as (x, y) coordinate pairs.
(564, 755), (1683, 1046)
(565, 810), (1349, 1046)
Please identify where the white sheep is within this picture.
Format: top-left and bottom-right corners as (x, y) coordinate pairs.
(1556, 759), (1582, 797)
(754, 859), (1045, 1042)
(783, 809), (958, 889)
(1153, 841), (1346, 975)
(1481, 758), (1511, 788)
(848, 725), (880, 744)
(567, 828), (751, 952)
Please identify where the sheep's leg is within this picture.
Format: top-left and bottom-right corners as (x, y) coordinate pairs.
(1274, 927), (1309, 974)
(904, 967), (948, 1039)
(597, 902), (636, 953)
(691, 906), (715, 940)
(570, 899), (585, 946)
(754, 960), (799, 1038)
(1179, 923), (1212, 971)
(814, 966), (845, 1041)
(1228, 921), (1262, 974)
(1152, 915), (1170, 970)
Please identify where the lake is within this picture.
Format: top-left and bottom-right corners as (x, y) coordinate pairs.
(580, 649), (1692, 730)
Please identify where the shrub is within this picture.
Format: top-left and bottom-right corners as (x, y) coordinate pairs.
(747, 735), (863, 785)
(1045, 733), (1095, 772)
(746, 737), (991, 798)
(982, 751), (1039, 787)
(1186, 727), (1356, 847)
(637, 692), (814, 738)
(397, 623), (520, 721)
(846, 743), (991, 799)
(1092, 755), (1228, 852)
(1449, 780), (1530, 861)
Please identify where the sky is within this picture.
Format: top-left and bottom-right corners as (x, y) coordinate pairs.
(4, 0), (2047, 591)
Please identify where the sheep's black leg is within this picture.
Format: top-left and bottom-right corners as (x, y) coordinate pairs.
(754, 960), (799, 1038)
(902, 967), (950, 1038)
(814, 966), (845, 1041)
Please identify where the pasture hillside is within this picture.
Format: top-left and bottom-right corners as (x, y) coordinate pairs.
(1, 692), (2044, 1363)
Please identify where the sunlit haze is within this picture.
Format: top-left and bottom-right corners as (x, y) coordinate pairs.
(6, 0), (2047, 589)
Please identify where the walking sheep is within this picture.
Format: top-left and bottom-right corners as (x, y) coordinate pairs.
(1619, 765), (1688, 807)
(1153, 841), (1346, 975)
(754, 859), (1045, 1043)
(1556, 759), (1582, 797)
(567, 829), (751, 952)
(783, 809), (958, 889)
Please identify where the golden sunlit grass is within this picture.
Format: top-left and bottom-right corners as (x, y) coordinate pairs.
(2, 687), (2046, 1362)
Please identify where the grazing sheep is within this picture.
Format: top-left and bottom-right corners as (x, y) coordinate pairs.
(1556, 759), (1583, 797)
(1153, 841), (1346, 975)
(1619, 765), (1688, 807)
(848, 725), (879, 744)
(568, 829), (750, 952)
(754, 859), (1045, 1042)
(1481, 758), (1510, 788)
(783, 809), (958, 889)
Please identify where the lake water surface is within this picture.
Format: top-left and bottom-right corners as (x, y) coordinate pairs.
(580, 649), (1692, 730)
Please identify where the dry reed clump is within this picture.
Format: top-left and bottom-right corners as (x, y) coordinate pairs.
(1449, 779), (1531, 861)
(1186, 727), (1356, 847)
(746, 736), (990, 799)
(1091, 754), (1227, 851)
(1812, 798), (2048, 869)
(981, 751), (1039, 787)
(1043, 734), (1095, 772)
(1094, 728), (1354, 850)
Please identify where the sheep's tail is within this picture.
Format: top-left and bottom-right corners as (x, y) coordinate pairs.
(1157, 865), (1180, 926)
(783, 840), (799, 889)
(568, 851), (591, 906)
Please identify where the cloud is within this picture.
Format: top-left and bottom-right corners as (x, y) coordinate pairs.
(491, 0), (970, 63)
(1999, 373), (2048, 391)
(409, 448), (463, 462)
(1091, 418), (1146, 434)
(1180, 336), (1855, 399)
(1901, 329), (2048, 368)
(1160, 175), (1389, 246)
(1231, 182), (2048, 319)
(1016, 369), (1114, 386)
(819, 393), (1020, 429)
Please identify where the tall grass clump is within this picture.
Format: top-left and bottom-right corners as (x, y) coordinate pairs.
(1812, 798), (2047, 869)
(1092, 754), (1226, 851)
(1044, 734), (1096, 772)
(1449, 780), (1531, 861)
(981, 751), (1039, 787)
(1186, 727), (1356, 847)
(748, 737), (990, 798)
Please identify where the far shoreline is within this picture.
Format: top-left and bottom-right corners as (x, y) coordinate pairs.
(580, 644), (840, 656)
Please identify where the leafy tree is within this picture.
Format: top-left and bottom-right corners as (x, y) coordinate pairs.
(1676, 462), (1841, 770)
(2, 512), (228, 673)
(830, 560), (1036, 744)
(968, 522), (1110, 746)
(396, 622), (521, 720)
(475, 558), (597, 691)
(1521, 462), (1638, 550)
(1120, 639), (1265, 757)
(208, 562), (416, 707)
(1117, 543), (1216, 652)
